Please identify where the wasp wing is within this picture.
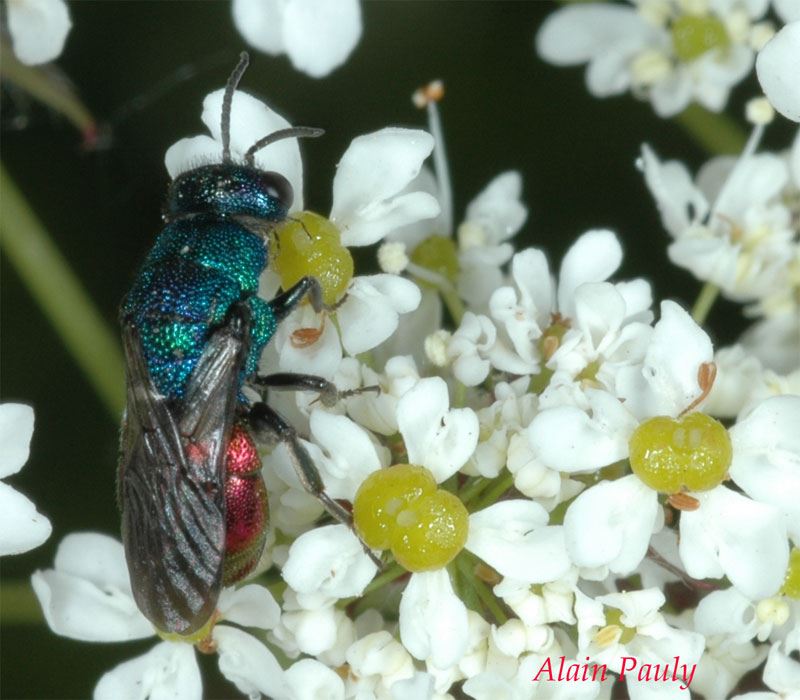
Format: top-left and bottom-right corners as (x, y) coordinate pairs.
(119, 308), (250, 635)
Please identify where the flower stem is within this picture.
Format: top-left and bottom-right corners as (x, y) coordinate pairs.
(691, 281), (720, 325)
(470, 470), (515, 512)
(459, 476), (489, 503)
(440, 285), (465, 326)
(0, 45), (97, 145)
(0, 580), (42, 625)
(452, 558), (480, 613)
(0, 164), (125, 418)
(458, 553), (507, 624)
(674, 104), (747, 156)
(361, 560), (406, 597)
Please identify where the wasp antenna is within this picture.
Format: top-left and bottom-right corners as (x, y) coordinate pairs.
(244, 126), (324, 167)
(221, 52), (250, 163)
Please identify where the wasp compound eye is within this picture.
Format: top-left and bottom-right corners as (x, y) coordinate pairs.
(259, 171), (293, 211)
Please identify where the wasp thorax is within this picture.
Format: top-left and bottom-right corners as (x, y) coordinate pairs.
(165, 164), (293, 220)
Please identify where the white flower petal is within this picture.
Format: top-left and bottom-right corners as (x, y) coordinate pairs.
(774, 0), (800, 22)
(640, 145), (709, 236)
(391, 671), (436, 700)
(338, 274), (421, 355)
(346, 630), (415, 684)
(309, 410), (383, 500)
(342, 191), (442, 248)
(218, 584), (280, 630)
(201, 90), (303, 204)
(464, 171), (528, 243)
(54, 532), (133, 593)
(0, 481), (51, 555)
(7, 0), (71, 65)
(729, 395), (800, 541)
(756, 20), (800, 121)
(32, 567), (152, 642)
(31, 533), (152, 641)
(93, 641), (200, 700)
(282, 524), (377, 598)
(397, 377), (479, 482)
(761, 642), (800, 696)
(563, 475), (660, 573)
(557, 230), (623, 317)
(466, 500), (571, 583)
(331, 128), (437, 246)
(680, 487), (789, 599)
(272, 303), (342, 380)
(283, 0), (362, 78)
(694, 588), (758, 644)
(231, 0), (286, 55)
(510, 247), (554, 320)
(164, 135), (223, 180)
(285, 658), (345, 700)
(528, 389), (636, 472)
(640, 300), (713, 417)
(536, 4), (646, 65)
(214, 625), (288, 700)
(399, 570), (469, 669)
(0, 403), (34, 478)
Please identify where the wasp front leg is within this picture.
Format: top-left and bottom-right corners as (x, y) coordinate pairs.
(247, 401), (381, 568)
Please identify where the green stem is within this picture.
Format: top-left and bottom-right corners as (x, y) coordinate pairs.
(470, 470), (515, 512)
(457, 554), (507, 624)
(674, 104), (747, 156)
(459, 476), (489, 504)
(451, 558), (480, 613)
(361, 560), (406, 597)
(440, 285), (465, 326)
(0, 580), (42, 625)
(0, 164), (125, 418)
(691, 281), (720, 325)
(0, 44), (96, 143)
(453, 380), (467, 408)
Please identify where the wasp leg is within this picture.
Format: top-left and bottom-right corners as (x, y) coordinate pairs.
(270, 276), (325, 317)
(249, 372), (380, 407)
(269, 276), (349, 317)
(247, 401), (382, 568)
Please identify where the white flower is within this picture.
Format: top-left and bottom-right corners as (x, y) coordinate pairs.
(728, 395), (800, 542)
(6, 0), (71, 65)
(0, 403), (51, 556)
(757, 20), (800, 121)
(732, 641), (800, 699)
(447, 312), (497, 387)
(266, 127), (439, 377)
(704, 345), (764, 418)
(466, 500), (571, 585)
(537, 1), (771, 117)
(232, 0), (362, 78)
(530, 302), (792, 598)
(396, 376), (479, 482)
(574, 588), (705, 699)
(399, 569), (469, 670)
(488, 229), (637, 380)
(32, 533), (288, 700)
(343, 354), (421, 436)
(640, 143), (798, 303)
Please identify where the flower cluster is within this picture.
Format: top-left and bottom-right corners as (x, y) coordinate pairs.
(24, 5), (800, 700)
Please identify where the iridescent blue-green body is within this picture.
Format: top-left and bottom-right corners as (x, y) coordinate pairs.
(121, 164), (286, 400)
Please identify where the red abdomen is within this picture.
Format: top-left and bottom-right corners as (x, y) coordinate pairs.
(223, 423), (269, 583)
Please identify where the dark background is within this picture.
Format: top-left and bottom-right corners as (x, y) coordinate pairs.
(1, 2), (786, 698)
